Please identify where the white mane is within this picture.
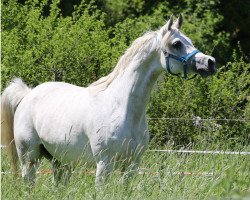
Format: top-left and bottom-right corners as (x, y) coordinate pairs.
(89, 31), (159, 91)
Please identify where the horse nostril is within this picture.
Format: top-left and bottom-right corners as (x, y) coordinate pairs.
(208, 58), (215, 69)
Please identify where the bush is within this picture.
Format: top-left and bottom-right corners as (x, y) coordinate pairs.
(2, 0), (112, 87)
(1, 0), (249, 149)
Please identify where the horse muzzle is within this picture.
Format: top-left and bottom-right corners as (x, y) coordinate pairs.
(193, 54), (217, 78)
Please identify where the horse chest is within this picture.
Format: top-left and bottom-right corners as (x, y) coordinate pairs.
(89, 114), (149, 157)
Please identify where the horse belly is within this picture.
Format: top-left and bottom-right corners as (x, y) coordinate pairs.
(42, 135), (95, 165)
(35, 115), (95, 164)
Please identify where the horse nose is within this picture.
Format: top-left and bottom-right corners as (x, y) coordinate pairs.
(208, 58), (216, 74)
(208, 58), (215, 68)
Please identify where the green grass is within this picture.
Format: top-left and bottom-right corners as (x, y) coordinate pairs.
(1, 149), (250, 200)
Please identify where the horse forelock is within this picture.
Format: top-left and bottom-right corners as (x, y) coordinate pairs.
(163, 28), (193, 47)
(89, 31), (159, 91)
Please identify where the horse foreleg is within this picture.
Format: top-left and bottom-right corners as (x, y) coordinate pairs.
(95, 156), (113, 186)
(120, 158), (140, 184)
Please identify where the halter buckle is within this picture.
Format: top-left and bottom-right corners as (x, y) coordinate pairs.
(182, 59), (188, 65)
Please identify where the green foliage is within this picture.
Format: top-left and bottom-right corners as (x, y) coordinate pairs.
(2, 0), (112, 87)
(1, 0), (249, 148)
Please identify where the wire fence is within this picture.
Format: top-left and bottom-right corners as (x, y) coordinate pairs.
(1, 117), (249, 153)
(147, 115), (249, 148)
(148, 117), (250, 122)
(149, 149), (250, 155)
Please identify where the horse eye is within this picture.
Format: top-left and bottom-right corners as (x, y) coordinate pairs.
(172, 41), (182, 49)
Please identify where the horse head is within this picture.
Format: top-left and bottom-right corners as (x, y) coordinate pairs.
(159, 14), (217, 79)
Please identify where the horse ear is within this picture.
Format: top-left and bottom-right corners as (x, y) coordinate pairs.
(160, 15), (173, 36)
(167, 15), (174, 31)
(173, 14), (183, 30)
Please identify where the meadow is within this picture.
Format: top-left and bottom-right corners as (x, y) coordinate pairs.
(1, 146), (250, 200)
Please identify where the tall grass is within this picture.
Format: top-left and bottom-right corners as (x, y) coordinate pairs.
(1, 147), (250, 200)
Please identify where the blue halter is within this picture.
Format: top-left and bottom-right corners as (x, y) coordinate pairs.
(164, 49), (200, 79)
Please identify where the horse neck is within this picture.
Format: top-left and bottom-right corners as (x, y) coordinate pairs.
(106, 50), (163, 122)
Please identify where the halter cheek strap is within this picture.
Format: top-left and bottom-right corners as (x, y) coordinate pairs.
(164, 49), (200, 79)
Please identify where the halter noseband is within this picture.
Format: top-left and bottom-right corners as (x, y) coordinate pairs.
(164, 49), (200, 80)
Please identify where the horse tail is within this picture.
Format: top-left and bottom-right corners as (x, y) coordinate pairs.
(1, 78), (31, 174)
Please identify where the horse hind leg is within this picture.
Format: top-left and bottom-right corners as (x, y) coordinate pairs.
(17, 143), (43, 184)
(39, 144), (72, 185)
(21, 159), (38, 184)
(52, 159), (72, 185)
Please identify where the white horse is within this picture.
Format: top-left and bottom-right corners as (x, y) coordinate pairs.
(1, 15), (216, 185)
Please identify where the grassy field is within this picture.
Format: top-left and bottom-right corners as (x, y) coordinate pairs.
(1, 148), (250, 200)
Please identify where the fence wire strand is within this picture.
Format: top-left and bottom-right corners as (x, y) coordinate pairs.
(148, 117), (249, 122)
